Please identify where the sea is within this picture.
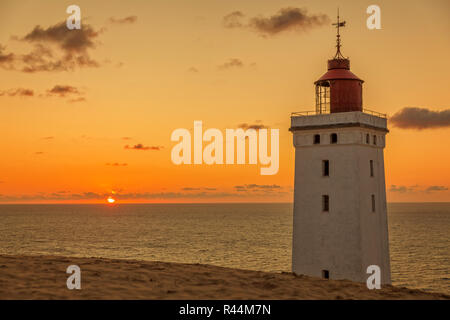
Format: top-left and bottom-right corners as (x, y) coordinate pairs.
(0, 202), (448, 295)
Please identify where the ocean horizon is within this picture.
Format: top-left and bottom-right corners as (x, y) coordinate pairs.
(0, 202), (449, 295)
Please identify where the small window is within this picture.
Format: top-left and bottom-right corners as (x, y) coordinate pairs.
(373, 135), (377, 145)
(314, 134), (321, 144)
(371, 194), (376, 212)
(331, 133), (338, 144)
(322, 195), (329, 212)
(323, 160), (329, 177)
(322, 270), (330, 279)
(366, 134), (370, 144)
(370, 160), (374, 177)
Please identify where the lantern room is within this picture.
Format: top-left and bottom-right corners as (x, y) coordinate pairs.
(315, 12), (364, 114)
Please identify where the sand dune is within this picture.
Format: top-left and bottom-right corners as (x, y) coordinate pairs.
(0, 254), (448, 300)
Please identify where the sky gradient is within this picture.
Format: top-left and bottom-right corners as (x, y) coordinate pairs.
(0, 0), (449, 203)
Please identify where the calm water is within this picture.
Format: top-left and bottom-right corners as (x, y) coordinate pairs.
(0, 203), (448, 294)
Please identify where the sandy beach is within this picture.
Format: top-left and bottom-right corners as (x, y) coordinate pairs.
(0, 254), (448, 300)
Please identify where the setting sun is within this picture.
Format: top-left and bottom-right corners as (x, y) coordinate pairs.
(107, 197), (116, 204)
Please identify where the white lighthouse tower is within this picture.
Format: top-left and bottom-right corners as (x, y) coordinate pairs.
(290, 14), (391, 284)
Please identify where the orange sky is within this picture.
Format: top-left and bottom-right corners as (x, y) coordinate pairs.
(0, 0), (449, 203)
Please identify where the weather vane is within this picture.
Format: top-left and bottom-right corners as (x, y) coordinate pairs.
(332, 8), (346, 59)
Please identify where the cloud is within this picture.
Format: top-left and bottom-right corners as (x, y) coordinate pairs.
(247, 184), (281, 189)
(390, 107), (450, 130)
(47, 85), (80, 97)
(42, 136), (54, 140)
(234, 184), (281, 191)
(44, 85), (85, 103)
(19, 43), (62, 73)
(106, 162), (128, 167)
(122, 137), (133, 140)
(223, 7), (329, 37)
(388, 185), (417, 193)
(0, 88), (34, 97)
(238, 122), (268, 130)
(0, 192), (105, 202)
(2, 21), (103, 73)
(0, 45), (15, 69)
(0, 191), (243, 202)
(109, 16), (138, 25)
(218, 58), (244, 70)
(0, 185), (292, 202)
(44, 85), (85, 102)
(21, 21), (100, 54)
(425, 186), (448, 192)
(67, 97), (86, 103)
(223, 11), (245, 28)
(124, 144), (163, 151)
(35, 152), (44, 155)
(188, 66), (199, 73)
(1, 85), (85, 102)
(389, 185), (448, 193)
(113, 192), (242, 200)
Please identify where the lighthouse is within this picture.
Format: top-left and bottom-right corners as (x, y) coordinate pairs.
(290, 13), (391, 284)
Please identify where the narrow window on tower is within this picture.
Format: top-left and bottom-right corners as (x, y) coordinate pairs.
(331, 133), (338, 144)
(314, 134), (321, 144)
(322, 270), (330, 279)
(370, 160), (374, 177)
(371, 194), (376, 212)
(323, 160), (329, 177)
(373, 135), (377, 145)
(322, 195), (329, 212)
(366, 133), (370, 144)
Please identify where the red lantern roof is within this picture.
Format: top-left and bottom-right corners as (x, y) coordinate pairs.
(315, 67), (363, 84)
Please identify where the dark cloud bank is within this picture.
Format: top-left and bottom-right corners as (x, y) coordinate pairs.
(0, 15), (136, 73)
(124, 144), (163, 151)
(223, 7), (330, 36)
(390, 107), (450, 130)
(389, 185), (448, 193)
